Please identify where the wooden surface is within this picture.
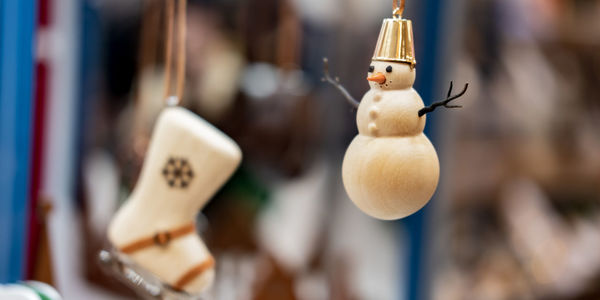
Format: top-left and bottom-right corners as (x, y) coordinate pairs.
(108, 107), (241, 293)
(342, 62), (439, 220)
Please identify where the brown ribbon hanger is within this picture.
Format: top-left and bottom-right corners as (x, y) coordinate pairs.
(163, 0), (187, 106)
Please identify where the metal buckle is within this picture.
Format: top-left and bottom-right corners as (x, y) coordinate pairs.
(153, 231), (172, 246)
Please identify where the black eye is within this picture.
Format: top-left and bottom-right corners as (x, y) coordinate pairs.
(368, 65), (375, 72)
(386, 66), (393, 72)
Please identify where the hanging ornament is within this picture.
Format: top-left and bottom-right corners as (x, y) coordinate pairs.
(102, 0), (242, 297)
(323, 0), (468, 220)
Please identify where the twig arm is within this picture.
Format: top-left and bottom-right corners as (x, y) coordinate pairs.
(418, 82), (468, 117)
(321, 58), (360, 109)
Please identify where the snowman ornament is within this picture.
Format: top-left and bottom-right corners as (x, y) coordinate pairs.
(324, 0), (468, 220)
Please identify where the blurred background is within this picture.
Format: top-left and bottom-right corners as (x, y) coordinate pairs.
(1, 0), (600, 299)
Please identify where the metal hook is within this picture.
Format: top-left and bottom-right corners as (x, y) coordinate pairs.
(393, 0), (405, 18)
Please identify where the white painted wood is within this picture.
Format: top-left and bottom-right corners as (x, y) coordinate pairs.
(108, 107), (242, 293)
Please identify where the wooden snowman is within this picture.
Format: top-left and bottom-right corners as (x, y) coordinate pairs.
(326, 1), (467, 220)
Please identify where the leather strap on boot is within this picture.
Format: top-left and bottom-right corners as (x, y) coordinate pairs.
(117, 222), (216, 291)
(120, 223), (197, 254)
(172, 256), (216, 291)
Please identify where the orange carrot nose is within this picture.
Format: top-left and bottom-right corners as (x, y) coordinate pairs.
(367, 72), (386, 84)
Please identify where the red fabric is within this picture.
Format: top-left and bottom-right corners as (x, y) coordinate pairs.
(38, 0), (50, 27)
(25, 0), (52, 278)
(25, 61), (49, 279)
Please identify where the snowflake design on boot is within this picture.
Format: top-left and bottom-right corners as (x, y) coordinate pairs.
(162, 157), (194, 188)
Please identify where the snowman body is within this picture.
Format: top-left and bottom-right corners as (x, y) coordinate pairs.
(342, 62), (439, 220)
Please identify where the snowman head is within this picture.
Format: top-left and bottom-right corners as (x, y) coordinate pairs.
(367, 61), (415, 90)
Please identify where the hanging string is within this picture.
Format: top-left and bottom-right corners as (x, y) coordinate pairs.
(163, 0), (175, 103)
(163, 0), (187, 105)
(393, 0), (405, 18)
(134, 0), (161, 103)
(176, 0), (187, 102)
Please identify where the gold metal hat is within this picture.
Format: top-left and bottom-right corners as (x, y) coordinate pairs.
(372, 0), (416, 68)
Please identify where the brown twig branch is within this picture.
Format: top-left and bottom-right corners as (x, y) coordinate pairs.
(321, 58), (360, 109)
(418, 81), (468, 117)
